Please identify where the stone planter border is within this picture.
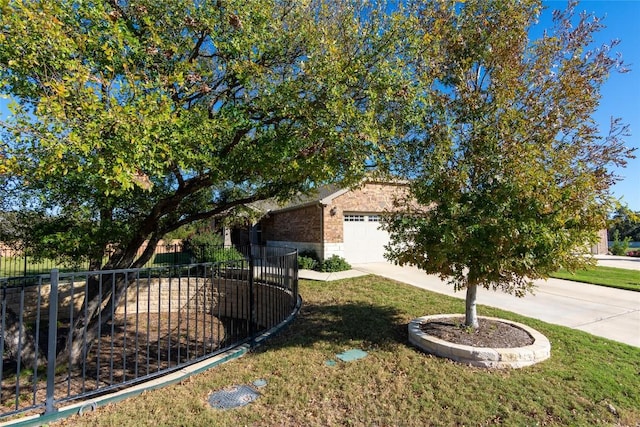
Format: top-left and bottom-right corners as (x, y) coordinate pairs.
(408, 314), (551, 368)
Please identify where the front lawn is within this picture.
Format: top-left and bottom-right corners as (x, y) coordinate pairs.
(551, 266), (640, 292)
(0, 253), (191, 278)
(54, 276), (640, 427)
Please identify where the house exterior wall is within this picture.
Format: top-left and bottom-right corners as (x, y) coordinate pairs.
(592, 229), (609, 255)
(324, 182), (408, 243)
(261, 204), (323, 244)
(261, 182), (407, 260)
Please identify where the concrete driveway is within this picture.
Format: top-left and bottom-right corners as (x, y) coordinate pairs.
(353, 259), (640, 348)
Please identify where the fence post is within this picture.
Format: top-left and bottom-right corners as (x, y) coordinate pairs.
(248, 254), (255, 337)
(45, 269), (59, 415)
(173, 244), (178, 266)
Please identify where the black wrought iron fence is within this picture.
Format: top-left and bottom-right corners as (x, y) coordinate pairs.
(0, 243), (196, 278)
(0, 245), (298, 421)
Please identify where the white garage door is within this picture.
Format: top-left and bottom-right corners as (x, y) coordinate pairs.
(343, 213), (390, 264)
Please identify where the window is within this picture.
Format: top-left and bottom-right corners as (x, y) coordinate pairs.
(344, 214), (365, 222)
(368, 215), (380, 222)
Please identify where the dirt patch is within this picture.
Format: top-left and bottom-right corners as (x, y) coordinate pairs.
(1, 312), (227, 415)
(419, 317), (534, 348)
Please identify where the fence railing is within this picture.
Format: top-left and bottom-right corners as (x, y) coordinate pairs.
(0, 241), (193, 279)
(0, 245), (298, 421)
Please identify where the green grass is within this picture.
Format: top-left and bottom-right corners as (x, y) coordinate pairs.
(150, 251), (193, 266)
(0, 256), (80, 277)
(0, 253), (192, 278)
(53, 276), (640, 427)
(551, 266), (640, 292)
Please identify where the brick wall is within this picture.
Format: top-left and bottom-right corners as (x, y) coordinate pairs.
(0, 281), (87, 322)
(2, 277), (293, 328)
(261, 204), (323, 243)
(1, 278), (219, 322)
(261, 182), (408, 259)
(324, 183), (408, 243)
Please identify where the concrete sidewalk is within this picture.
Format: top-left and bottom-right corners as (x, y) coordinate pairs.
(352, 262), (640, 348)
(298, 268), (368, 282)
(594, 254), (640, 270)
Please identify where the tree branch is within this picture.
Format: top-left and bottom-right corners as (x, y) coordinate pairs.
(162, 192), (268, 233)
(219, 127), (251, 158)
(106, 0), (143, 39)
(171, 164), (185, 189)
(188, 31), (208, 63)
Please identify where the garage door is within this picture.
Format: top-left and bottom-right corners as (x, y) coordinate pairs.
(343, 213), (390, 264)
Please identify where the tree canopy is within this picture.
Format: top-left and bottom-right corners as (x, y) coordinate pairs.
(0, 0), (418, 269)
(608, 205), (640, 242)
(382, 0), (635, 327)
(2, 0), (636, 342)
(0, 0), (430, 366)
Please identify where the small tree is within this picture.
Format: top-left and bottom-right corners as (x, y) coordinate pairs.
(609, 230), (631, 256)
(383, 0), (635, 328)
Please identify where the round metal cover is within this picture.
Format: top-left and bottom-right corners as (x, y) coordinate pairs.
(208, 385), (260, 410)
(253, 378), (268, 388)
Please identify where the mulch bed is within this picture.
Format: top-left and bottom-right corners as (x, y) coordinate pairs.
(420, 317), (534, 348)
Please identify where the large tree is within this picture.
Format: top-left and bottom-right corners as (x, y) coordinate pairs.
(0, 0), (420, 363)
(608, 205), (640, 242)
(383, 0), (635, 328)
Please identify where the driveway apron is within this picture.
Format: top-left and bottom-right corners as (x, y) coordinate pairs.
(353, 261), (640, 348)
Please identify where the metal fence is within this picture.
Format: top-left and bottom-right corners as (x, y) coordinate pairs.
(0, 245), (298, 420)
(0, 242), (200, 278)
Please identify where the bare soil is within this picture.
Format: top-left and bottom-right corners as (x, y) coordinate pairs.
(419, 317), (534, 348)
(1, 312), (225, 416)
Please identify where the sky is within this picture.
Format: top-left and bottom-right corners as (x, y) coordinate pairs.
(539, 1), (640, 211)
(1, 1), (639, 210)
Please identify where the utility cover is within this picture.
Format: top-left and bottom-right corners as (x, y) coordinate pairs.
(336, 349), (368, 362)
(253, 379), (268, 388)
(208, 385), (260, 410)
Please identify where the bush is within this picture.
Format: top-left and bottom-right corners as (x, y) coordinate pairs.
(183, 233), (244, 263)
(298, 256), (318, 270)
(610, 230), (631, 256)
(320, 255), (351, 272)
(298, 250), (320, 270)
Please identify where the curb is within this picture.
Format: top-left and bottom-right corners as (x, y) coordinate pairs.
(408, 314), (551, 369)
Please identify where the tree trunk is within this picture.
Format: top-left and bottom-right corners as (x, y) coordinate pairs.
(56, 272), (132, 366)
(56, 239), (160, 366)
(2, 307), (46, 370)
(465, 284), (479, 329)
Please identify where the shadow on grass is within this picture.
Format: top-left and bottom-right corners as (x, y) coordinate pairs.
(258, 301), (408, 353)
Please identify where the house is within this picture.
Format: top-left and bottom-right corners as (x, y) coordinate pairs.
(254, 181), (408, 264)
(234, 180), (610, 264)
(591, 229), (609, 255)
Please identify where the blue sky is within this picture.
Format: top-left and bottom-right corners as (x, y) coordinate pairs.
(540, 1), (640, 211)
(1, 1), (639, 210)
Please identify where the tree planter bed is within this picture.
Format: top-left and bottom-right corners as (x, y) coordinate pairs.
(408, 314), (551, 368)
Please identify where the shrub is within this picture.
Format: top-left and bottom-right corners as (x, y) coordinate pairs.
(298, 250), (320, 270)
(183, 233), (244, 263)
(320, 255), (351, 272)
(609, 230), (631, 256)
(211, 247), (245, 263)
(298, 256), (318, 270)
